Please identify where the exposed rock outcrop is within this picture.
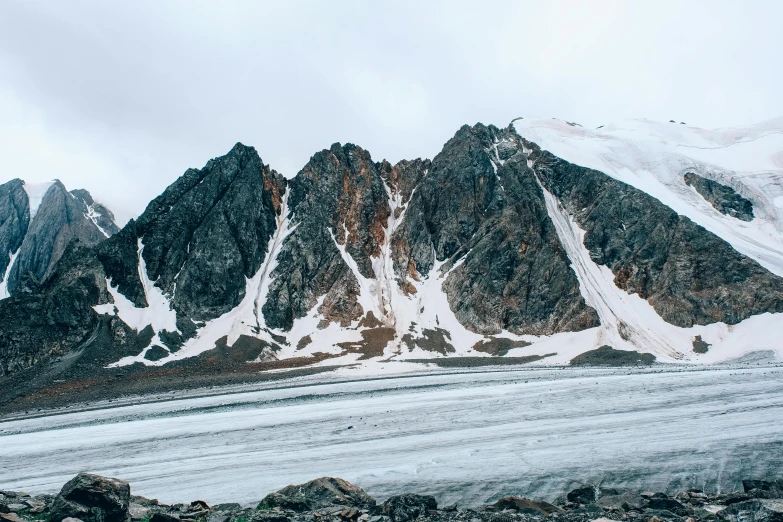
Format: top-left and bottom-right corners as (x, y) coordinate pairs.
(0, 241), (109, 376)
(684, 172), (754, 221)
(128, 142), (285, 321)
(263, 143), (390, 329)
(392, 124), (599, 335)
(0, 179), (30, 296)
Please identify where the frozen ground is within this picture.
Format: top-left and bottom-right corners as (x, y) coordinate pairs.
(1, 365), (782, 506)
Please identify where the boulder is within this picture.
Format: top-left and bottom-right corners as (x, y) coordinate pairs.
(149, 514), (180, 522)
(744, 481), (783, 500)
(647, 497), (688, 516)
(567, 485), (597, 504)
(212, 504), (242, 512)
(50, 473), (131, 522)
(490, 497), (564, 516)
(252, 513), (290, 522)
(717, 499), (783, 522)
(259, 478), (375, 512)
(380, 494), (437, 522)
(256, 492), (311, 512)
(189, 501), (209, 511)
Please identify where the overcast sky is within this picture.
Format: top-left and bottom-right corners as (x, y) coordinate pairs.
(1, 0), (781, 224)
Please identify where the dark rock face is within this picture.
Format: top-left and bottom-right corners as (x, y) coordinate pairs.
(381, 494), (437, 522)
(570, 346), (656, 366)
(126, 143), (285, 321)
(693, 335), (711, 354)
(262, 143), (391, 329)
(50, 472), (130, 522)
(525, 139), (783, 327)
(684, 172), (754, 221)
(0, 241), (108, 376)
(393, 124), (599, 335)
(264, 477), (376, 512)
(0, 179), (30, 289)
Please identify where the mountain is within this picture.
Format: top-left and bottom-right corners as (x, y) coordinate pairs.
(1, 118), (783, 396)
(0, 179), (119, 299)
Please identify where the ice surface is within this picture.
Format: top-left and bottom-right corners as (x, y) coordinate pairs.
(1, 366), (781, 505)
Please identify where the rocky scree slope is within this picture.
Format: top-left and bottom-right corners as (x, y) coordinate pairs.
(0, 178), (118, 299)
(2, 472), (782, 522)
(1, 120), (783, 383)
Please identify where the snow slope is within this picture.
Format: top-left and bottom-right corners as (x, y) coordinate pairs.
(513, 119), (783, 363)
(2, 365), (781, 505)
(514, 118), (783, 275)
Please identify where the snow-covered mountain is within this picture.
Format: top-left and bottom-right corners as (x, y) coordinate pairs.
(1, 118), (782, 382)
(0, 179), (119, 299)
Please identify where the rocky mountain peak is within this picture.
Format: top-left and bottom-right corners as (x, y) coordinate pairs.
(0, 178), (118, 299)
(70, 188), (121, 236)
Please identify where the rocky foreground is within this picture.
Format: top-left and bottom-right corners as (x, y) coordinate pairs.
(2, 474), (782, 522)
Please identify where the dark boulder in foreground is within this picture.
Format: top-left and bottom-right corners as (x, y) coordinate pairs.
(717, 499), (783, 522)
(50, 472), (130, 522)
(381, 493), (438, 522)
(259, 477), (376, 512)
(566, 485), (597, 504)
(489, 496), (564, 516)
(743, 480), (783, 499)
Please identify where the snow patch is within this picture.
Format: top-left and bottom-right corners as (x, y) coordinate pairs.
(22, 181), (55, 220)
(84, 205), (111, 238)
(0, 249), (20, 300)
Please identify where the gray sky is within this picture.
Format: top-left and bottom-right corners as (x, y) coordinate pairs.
(1, 0), (781, 225)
